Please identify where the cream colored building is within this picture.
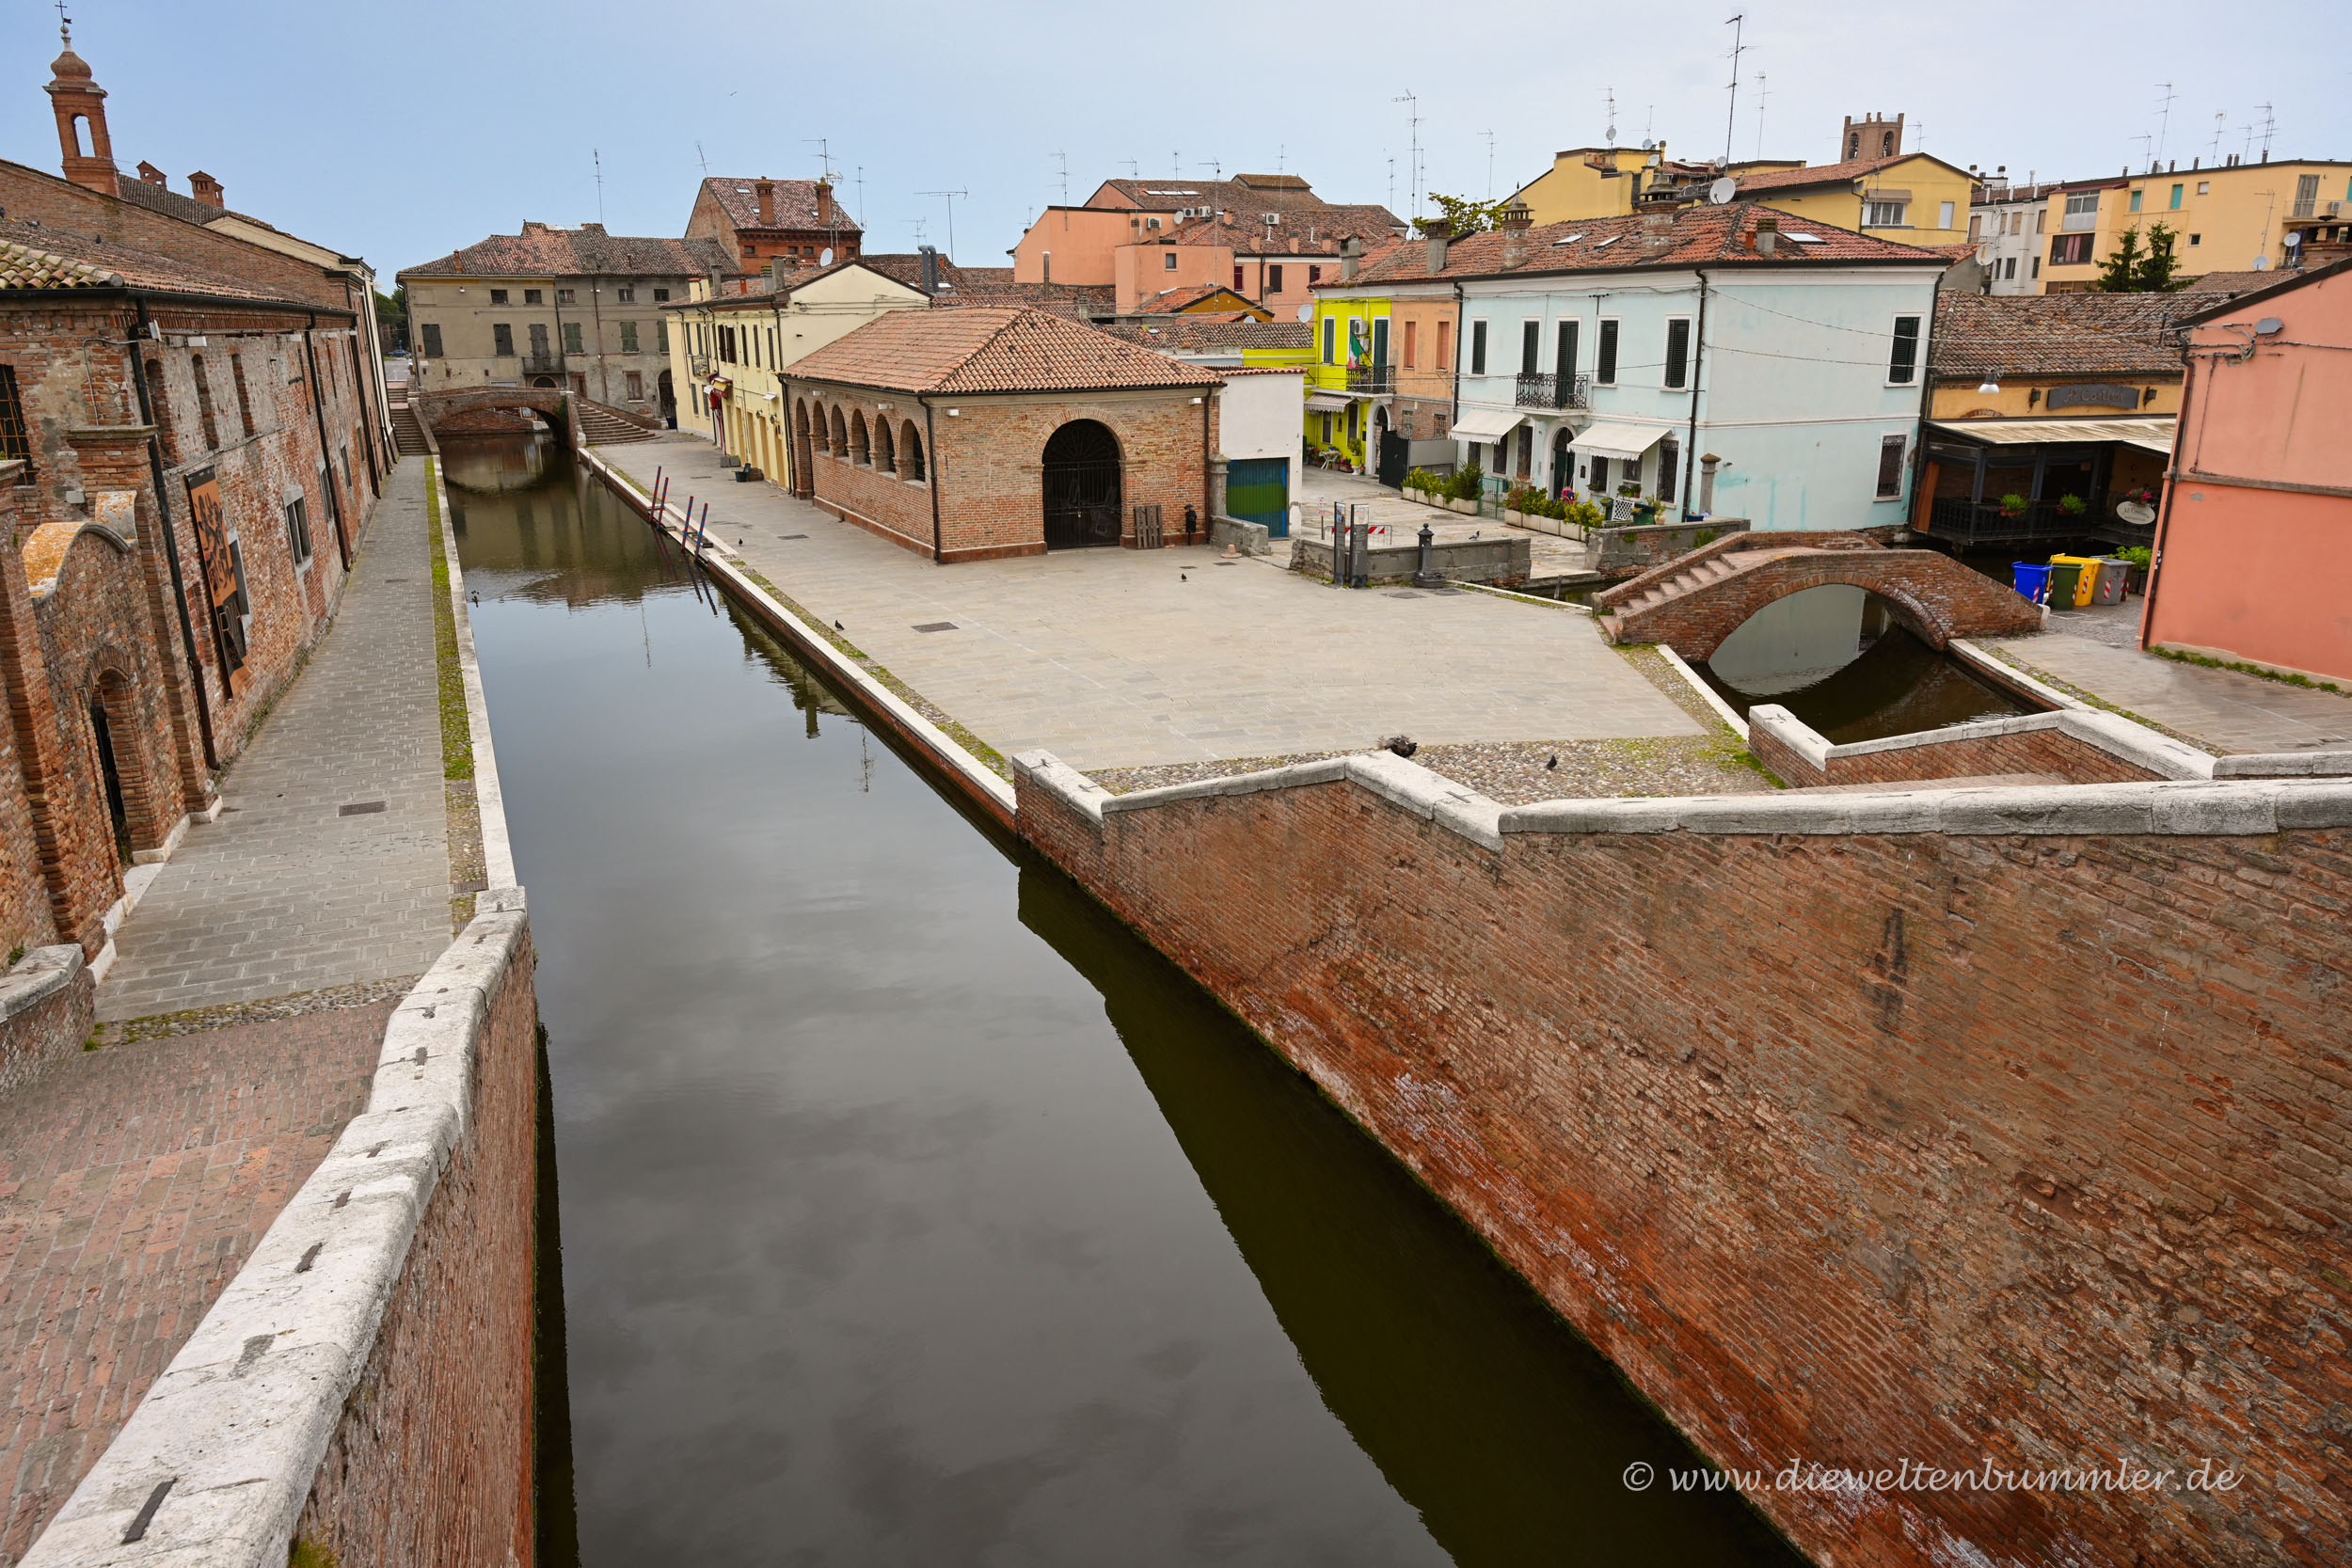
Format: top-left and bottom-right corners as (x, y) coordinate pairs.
(664, 251), (959, 483)
(2036, 157), (2352, 293)
(399, 223), (735, 422)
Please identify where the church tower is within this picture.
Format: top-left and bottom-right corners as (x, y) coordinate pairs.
(46, 21), (119, 197)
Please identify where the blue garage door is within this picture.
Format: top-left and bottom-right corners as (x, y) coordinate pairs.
(1228, 458), (1289, 537)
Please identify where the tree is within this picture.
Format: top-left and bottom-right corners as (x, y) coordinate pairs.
(374, 285), (407, 352)
(2137, 223), (2185, 292)
(2094, 228), (2144, 293)
(1416, 194), (1515, 236)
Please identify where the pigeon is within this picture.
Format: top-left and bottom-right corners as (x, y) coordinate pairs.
(1181, 572), (1188, 581)
(834, 620), (844, 630)
(1546, 754), (1558, 770)
(1386, 735), (1418, 759)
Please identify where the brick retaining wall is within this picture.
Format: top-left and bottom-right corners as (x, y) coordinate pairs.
(1012, 752), (2352, 1567)
(0, 946), (91, 1099)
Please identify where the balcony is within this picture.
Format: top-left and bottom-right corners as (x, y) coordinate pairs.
(1345, 364), (1392, 393)
(1514, 372), (1592, 410)
(1923, 496), (2150, 546)
(519, 352), (568, 375)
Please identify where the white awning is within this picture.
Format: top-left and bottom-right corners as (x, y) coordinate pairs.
(1927, 417), (2174, 453)
(1304, 391), (1351, 412)
(1572, 421), (1669, 461)
(1449, 406), (1525, 441)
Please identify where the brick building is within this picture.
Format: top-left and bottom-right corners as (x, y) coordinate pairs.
(686, 176), (862, 271)
(782, 307), (1221, 562)
(399, 223), (737, 424)
(2, 32), (385, 969)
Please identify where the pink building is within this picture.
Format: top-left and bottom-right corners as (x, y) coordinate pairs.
(2144, 259), (2352, 682)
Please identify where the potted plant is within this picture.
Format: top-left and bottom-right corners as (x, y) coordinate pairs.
(1998, 492), (2029, 518)
(2113, 544), (2153, 594)
(2058, 493), (2089, 517)
(2115, 486), (2157, 526)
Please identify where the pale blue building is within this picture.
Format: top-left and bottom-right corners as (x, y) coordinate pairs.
(1375, 203), (1946, 531)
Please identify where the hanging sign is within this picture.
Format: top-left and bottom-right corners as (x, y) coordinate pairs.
(183, 467), (246, 691)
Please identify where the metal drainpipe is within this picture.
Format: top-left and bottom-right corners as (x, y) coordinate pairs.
(1450, 281), (1464, 439)
(301, 315), (353, 569)
(589, 266), (609, 404)
(923, 398), (945, 562)
(1910, 295), (1937, 532)
(2140, 346), (2200, 647)
(1682, 268), (1708, 520)
(127, 294), (219, 770)
(1201, 388), (1214, 541)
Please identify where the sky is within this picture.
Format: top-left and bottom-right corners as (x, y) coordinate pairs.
(7, 0), (2349, 285)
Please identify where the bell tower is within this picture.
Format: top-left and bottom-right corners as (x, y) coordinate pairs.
(46, 18), (119, 197)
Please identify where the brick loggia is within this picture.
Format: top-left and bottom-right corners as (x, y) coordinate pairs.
(1014, 757), (2352, 1567)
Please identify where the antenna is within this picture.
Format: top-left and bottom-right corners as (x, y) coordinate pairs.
(1120, 158), (1138, 178)
(1723, 14), (1746, 166)
(1386, 154), (1396, 212)
(916, 188), (968, 260)
(1481, 129), (1497, 199)
(1198, 159), (1223, 180)
(594, 148), (605, 225)
(1605, 87), (1618, 148)
(1277, 144), (1286, 174)
(2131, 132), (2153, 172)
(906, 216), (927, 245)
(803, 137), (839, 182)
(695, 141), (710, 177)
(1054, 150), (1068, 205)
(2259, 103), (2275, 159)
(1392, 90), (1422, 220)
(2154, 82), (2177, 165)
(1173, 150), (1182, 177)
(1754, 72), (1769, 159)
(855, 166), (866, 226)
(2209, 111), (2227, 165)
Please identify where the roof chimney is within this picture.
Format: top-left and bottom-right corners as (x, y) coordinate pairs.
(1341, 236), (1362, 283)
(1422, 217), (1452, 274)
(188, 169), (224, 208)
(815, 180), (835, 227)
(755, 178), (775, 226)
(1753, 214), (1778, 256)
(919, 245), (940, 293)
(135, 159), (166, 187)
(1500, 200), (1534, 231)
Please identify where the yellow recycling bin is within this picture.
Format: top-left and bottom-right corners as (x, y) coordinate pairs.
(2047, 554), (2104, 609)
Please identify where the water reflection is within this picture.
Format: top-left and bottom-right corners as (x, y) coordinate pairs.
(451, 437), (1797, 1567)
(1700, 584), (2031, 744)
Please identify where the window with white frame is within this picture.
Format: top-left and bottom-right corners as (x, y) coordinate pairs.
(1864, 200), (1908, 228)
(1163, 251), (1179, 271)
(1662, 318), (1692, 388)
(1595, 318), (1619, 384)
(1470, 320), (1487, 375)
(2061, 192), (2100, 231)
(1886, 315), (1922, 384)
(1875, 434), (1907, 499)
(1939, 200), (1955, 229)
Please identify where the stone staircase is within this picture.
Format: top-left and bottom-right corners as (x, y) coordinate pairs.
(573, 400), (658, 447)
(390, 401), (429, 456)
(1595, 551), (1758, 641)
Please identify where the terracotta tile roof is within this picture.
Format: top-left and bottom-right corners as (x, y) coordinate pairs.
(1099, 318), (1312, 352)
(1338, 202), (1943, 288)
(1158, 207), (1406, 254)
(930, 281), (1114, 321)
(1734, 154), (1920, 194)
(699, 177), (862, 236)
(1927, 290), (2226, 378)
(0, 218), (294, 301)
(958, 265), (1013, 285)
(400, 223), (737, 280)
(787, 307), (1222, 395)
(1129, 284), (1269, 317)
(2175, 270), (2285, 297)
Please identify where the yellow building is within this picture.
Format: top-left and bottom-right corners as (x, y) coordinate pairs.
(1509, 143), (1792, 224)
(1304, 285), (1391, 469)
(1730, 152), (1978, 247)
(2036, 159), (2352, 293)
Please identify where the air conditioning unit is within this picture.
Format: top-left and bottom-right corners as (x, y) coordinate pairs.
(2329, 200), (2345, 216)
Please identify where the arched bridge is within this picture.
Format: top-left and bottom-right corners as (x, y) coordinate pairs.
(412, 387), (581, 446)
(1595, 531), (2043, 657)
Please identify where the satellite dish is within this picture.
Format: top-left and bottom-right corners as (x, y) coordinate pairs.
(2252, 255), (2271, 270)
(820, 246), (835, 265)
(1295, 303), (1313, 323)
(1641, 138), (1655, 150)
(1708, 177), (1738, 205)
(2255, 317), (2285, 335)
(2283, 230), (2301, 248)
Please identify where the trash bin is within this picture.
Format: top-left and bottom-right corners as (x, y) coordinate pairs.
(2090, 559), (2129, 606)
(2047, 554), (2104, 608)
(2044, 562), (2085, 610)
(2011, 562), (2053, 602)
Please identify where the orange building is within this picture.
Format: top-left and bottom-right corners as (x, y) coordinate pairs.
(2142, 258), (2352, 681)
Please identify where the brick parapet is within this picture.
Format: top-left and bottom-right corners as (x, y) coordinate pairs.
(1011, 748), (2352, 1566)
(1607, 547), (2045, 656)
(0, 944), (91, 1098)
(15, 890), (541, 1568)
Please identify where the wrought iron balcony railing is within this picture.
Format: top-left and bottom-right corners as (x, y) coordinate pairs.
(1515, 372), (1593, 410)
(1345, 364), (1392, 393)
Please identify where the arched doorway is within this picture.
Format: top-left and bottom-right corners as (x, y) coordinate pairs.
(659, 369), (676, 428)
(89, 697), (131, 864)
(531, 375), (558, 389)
(1041, 420), (1123, 549)
(1551, 428), (1572, 498)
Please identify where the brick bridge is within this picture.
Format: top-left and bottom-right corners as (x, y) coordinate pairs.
(410, 388), (657, 448)
(1595, 530), (2042, 655)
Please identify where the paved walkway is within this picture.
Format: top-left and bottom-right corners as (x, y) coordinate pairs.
(98, 459), (451, 1022)
(1987, 627), (2352, 754)
(0, 1004), (389, 1562)
(1295, 469), (1595, 578)
(600, 436), (1698, 771)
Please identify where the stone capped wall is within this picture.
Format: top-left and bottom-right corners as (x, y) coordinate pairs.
(1605, 544), (2044, 656)
(1014, 755), (2352, 1568)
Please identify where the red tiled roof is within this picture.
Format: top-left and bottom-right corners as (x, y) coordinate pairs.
(1337, 202), (1944, 287)
(1131, 284), (1267, 316)
(930, 281), (1114, 321)
(401, 222), (737, 280)
(958, 265), (1013, 285)
(0, 218), (297, 302)
(1157, 207), (1405, 255)
(1099, 319), (1312, 352)
(1929, 289), (2233, 378)
(787, 307), (1222, 394)
(1733, 154), (1915, 194)
(699, 177), (862, 236)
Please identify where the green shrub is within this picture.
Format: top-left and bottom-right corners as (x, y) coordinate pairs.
(1443, 461), (1484, 502)
(1694, 529), (1719, 546)
(1564, 498), (1605, 531)
(1404, 467), (1444, 498)
(2058, 493), (2089, 515)
(1503, 484), (1546, 515)
(1998, 492), (2029, 515)
(2113, 545), (2153, 568)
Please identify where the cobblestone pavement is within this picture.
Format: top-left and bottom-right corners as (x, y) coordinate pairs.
(1985, 625), (2352, 754)
(600, 436), (1696, 772)
(97, 460), (451, 1022)
(1295, 467), (1594, 578)
(0, 1001), (389, 1561)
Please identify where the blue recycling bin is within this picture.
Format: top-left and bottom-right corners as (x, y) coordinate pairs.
(2011, 562), (2053, 602)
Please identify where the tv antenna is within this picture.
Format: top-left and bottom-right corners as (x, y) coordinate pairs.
(695, 141), (710, 177)
(804, 137), (839, 182)
(855, 165), (866, 225)
(1605, 87), (1618, 148)
(1172, 150), (1182, 176)
(1723, 14), (1746, 166)
(2209, 111), (2227, 165)
(2154, 82), (2177, 165)
(2258, 103), (2275, 160)
(1054, 150), (1068, 205)
(1120, 158), (1138, 178)
(1393, 90), (1422, 219)
(1198, 159), (1223, 180)
(2131, 133), (2153, 173)
(1387, 154), (1395, 211)
(916, 188), (968, 259)
(1481, 129), (1496, 198)
(1277, 143), (1286, 173)
(1754, 71), (1769, 158)
(594, 148), (605, 225)
(905, 216), (927, 245)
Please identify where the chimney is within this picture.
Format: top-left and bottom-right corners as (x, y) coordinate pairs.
(1340, 236), (1361, 283)
(135, 159), (166, 187)
(919, 245), (940, 293)
(1422, 217), (1453, 273)
(815, 180), (835, 227)
(188, 169), (224, 208)
(755, 178), (775, 226)
(1753, 214), (1779, 256)
(1501, 200), (1536, 266)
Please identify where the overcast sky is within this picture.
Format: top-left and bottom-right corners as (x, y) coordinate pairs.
(8, 0), (2348, 285)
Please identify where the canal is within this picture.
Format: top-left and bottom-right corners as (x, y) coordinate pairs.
(445, 436), (1803, 1567)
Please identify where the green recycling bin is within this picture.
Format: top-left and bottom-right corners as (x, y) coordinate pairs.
(2044, 562), (2084, 609)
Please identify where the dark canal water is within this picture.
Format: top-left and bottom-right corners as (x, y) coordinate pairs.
(443, 436), (1802, 1568)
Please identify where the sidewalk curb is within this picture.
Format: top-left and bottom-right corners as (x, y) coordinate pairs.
(424, 457), (518, 888)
